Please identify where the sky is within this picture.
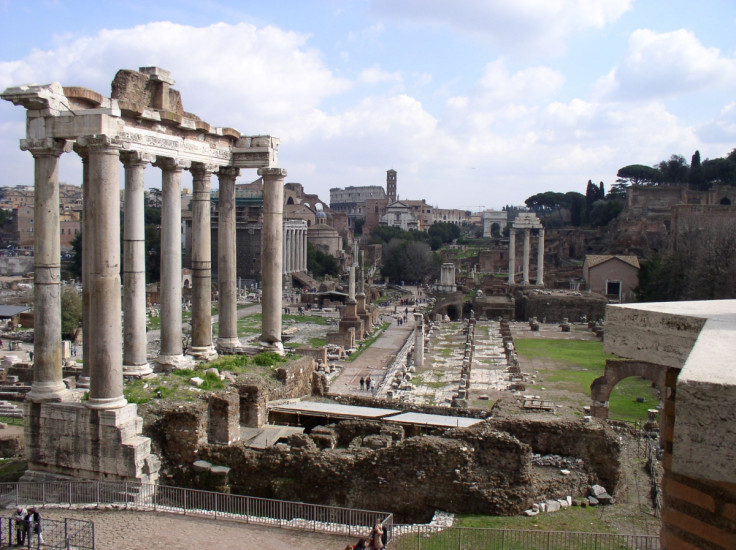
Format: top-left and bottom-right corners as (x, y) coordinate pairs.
(1, 0), (736, 210)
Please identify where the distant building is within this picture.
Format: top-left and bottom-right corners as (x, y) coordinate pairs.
(583, 255), (640, 303)
(329, 185), (386, 228)
(380, 200), (419, 231)
(432, 208), (471, 226)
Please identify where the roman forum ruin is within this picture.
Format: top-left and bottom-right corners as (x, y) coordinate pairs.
(1, 67), (286, 482)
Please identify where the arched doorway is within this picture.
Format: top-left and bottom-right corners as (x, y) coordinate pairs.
(590, 359), (666, 419)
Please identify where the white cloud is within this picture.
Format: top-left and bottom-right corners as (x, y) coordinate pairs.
(595, 29), (736, 100)
(358, 65), (402, 85)
(369, 0), (632, 56)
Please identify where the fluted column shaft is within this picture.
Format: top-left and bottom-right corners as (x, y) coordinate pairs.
(522, 228), (531, 285)
(24, 138), (71, 402)
(259, 167), (286, 350)
(83, 136), (126, 409)
(121, 152), (153, 376)
(190, 163), (217, 359)
(537, 228), (545, 286)
(156, 158), (190, 367)
(508, 230), (516, 285)
(217, 167), (240, 351)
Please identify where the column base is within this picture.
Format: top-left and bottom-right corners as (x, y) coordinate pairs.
(259, 341), (284, 356)
(76, 376), (91, 389)
(123, 363), (154, 378)
(26, 381), (73, 403)
(86, 394), (128, 410)
(189, 346), (218, 362)
(156, 353), (195, 371)
(216, 338), (242, 355)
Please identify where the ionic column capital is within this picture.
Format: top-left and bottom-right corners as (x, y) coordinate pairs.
(191, 162), (219, 178)
(120, 150), (155, 167)
(153, 156), (190, 172)
(76, 135), (124, 152)
(21, 138), (71, 157)
(258, 167), (287, 179)
(217, 166), (240, 180)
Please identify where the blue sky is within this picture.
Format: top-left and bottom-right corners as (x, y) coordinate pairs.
(2, 0), (736, 209)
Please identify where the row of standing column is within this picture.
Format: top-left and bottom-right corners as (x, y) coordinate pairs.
(507, 228), (544, 286)
(283, 226), (307, 274)
(24, 135), (287, 410)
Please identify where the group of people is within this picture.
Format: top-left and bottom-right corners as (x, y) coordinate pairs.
(345, 520), (387, 549)
(359, 375), (376, 394)
(13, 506), (43, 547)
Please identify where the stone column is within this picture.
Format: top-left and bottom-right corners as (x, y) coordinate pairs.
(217, 167), (240, 352)
(508, 230), (516, 285)
(259, 167), (287, 352)
(536, 228), (545, 287)
(74, 144), (91, 389)
(522, 228), (530, 286)
(298, 229), (305, 272)
(190, 163), (218, 360)
(121, 152), (153, 377)
(348, 264), (356, 301)
(82, 136), (126, 409)
(23, 138), (71, 402)
(156, 157), (192, 370)
(414, 313), (424, 367)
(285, 227), (292, 274)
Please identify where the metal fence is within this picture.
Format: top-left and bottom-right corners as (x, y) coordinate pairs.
(0, 481), (392, 542)
(0, 515), (94, 549)
(391, 525), (660, 550)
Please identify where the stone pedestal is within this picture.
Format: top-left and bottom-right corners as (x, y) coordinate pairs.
(22, 401), (160, 483)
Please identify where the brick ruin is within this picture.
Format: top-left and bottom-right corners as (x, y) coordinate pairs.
(139, 356), (622, 522)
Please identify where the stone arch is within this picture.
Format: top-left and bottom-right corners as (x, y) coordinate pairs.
(720, 197), (732, 205)
(286, 196), (295, 205)
(491, 222), (501, 237)
(590, 359), (666, 419)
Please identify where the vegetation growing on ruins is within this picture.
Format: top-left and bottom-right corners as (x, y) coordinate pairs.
(345, 322), (390, 362)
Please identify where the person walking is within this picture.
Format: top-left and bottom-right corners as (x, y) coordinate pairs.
(370, 520), (384, 549)
(370, 378), (376, 396)
(360, 376), (365, 391)
(365, 376), (371, 392)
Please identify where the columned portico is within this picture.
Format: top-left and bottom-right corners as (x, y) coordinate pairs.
(156, 157), (193, 370)
(190, 163), (218, 360)
(507, 213), (544, 287)
(2, 67), (281, 483)
(121, 151), (153, 377)
(24, 138), (72, 403)
(259, 167), (287, 353)
(216, 166), (240, 353)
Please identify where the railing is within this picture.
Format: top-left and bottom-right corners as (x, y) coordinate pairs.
(0, 481), (392, 542)
(391, 525), (660, 550)
(0, 515), (94, 549)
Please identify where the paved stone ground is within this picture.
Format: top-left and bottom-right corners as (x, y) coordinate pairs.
(0, 509), (360, 550)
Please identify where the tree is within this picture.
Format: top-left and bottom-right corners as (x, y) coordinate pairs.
(68, 233), (82, 279)
(565, 192), (586, 226)
(307, 242), (339, 278)
(61, 287), (83, 339)
(656, 154), (689, 184)
(689, 150), (704, 189)
(616, 164), (661, 186)
(380, 239), (437, 283)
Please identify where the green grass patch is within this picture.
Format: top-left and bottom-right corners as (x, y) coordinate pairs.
(309, 337), (327, 348)
(0, 459), (27, 482)
(515, 339), (658, 423)
(456, 506), (617, 533)
(0, 415), (23, 426)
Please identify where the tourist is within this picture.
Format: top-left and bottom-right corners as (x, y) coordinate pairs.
(370, 378), (376, 395)
(365, 376), (371, 391)
(29, 351), (33, 362)
(370, 520), (384, 549)
(360, 377), (365, 391)
(25, 506), (43, 546)
(14, 506), (27, 546)
(353, 538), (368, 550)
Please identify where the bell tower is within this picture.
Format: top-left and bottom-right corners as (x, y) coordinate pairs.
(386, 169), (397, 203)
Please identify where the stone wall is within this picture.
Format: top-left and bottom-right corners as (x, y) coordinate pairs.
(518, 291), (607, 323)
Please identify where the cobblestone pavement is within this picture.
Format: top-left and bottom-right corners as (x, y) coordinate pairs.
(2, 509), (358, 550)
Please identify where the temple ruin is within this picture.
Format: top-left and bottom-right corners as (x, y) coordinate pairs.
(1, 67), (286, 482)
